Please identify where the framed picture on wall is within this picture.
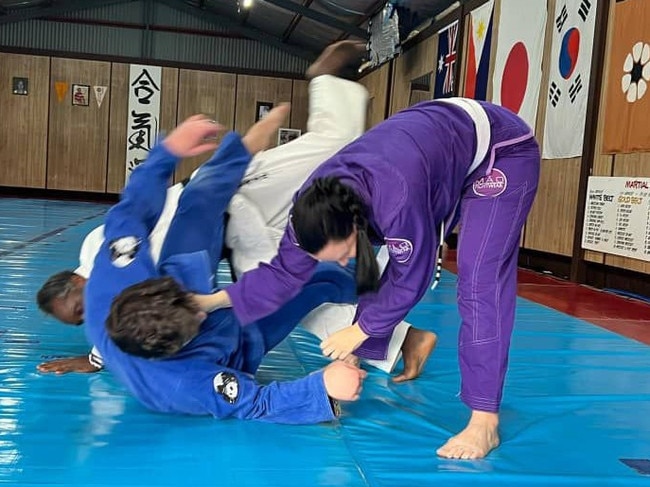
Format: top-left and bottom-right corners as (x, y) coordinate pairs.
(12, 77), (28, 96)
(72, 84), (90, 107)
(278, 128), (301, 146)
(256, 101), (274, 122)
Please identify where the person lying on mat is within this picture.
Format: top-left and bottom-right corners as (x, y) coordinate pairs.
(82, 108), (369, 423)
(191, 99), (541, 457)
(36, 178), (189, 373)
(36, 40), (435, 380)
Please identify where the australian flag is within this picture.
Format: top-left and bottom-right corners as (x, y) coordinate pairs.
(434, 20), (459, 98)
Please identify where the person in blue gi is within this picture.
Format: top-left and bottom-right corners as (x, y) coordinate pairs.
(84, 108), (367, 423)
(198, 98), (541, 458)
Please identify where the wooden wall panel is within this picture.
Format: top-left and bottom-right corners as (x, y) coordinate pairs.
(157, 68), (180, 183)
(359, 63), (390, 129)
(175, 70), (236, 182)
(47, 58), (111, 192)
(583, 0), (616, 264)
(234, 75), (293, 136)
(390, 35), (437, 115)
(160, 67), (180, 135)
(106, 63), (128, 193)
(524, 158), (581, 256)
(0, 53), (50, 188)
(290, 79), (309, 133)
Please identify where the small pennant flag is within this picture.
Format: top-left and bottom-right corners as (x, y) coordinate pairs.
(93, 86), (108, 108)
(54, 81), (68, 103)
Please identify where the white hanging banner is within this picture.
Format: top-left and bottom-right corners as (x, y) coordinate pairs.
(125, 64), (162, 183)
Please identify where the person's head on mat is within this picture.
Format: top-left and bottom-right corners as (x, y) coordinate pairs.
(291, 176), (379, 295)
(106, 277), (206, 359)
(36, 271), (86, 325)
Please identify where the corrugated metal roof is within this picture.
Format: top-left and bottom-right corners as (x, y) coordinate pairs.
(0, 18), (142, 57)
(245, 2), (292, 38)
(152, 31), (309, 73)
(0, 0), (458, 72)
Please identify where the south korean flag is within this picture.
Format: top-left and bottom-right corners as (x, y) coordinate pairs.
(542, 0), (598, 159)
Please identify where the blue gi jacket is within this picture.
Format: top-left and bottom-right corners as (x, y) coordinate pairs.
(84, 134), (336, 424)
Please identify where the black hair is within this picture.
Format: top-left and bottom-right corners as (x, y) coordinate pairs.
(37, 270), (77, 314)
(107, 277), (201, 359)
(292, 177), (379, 294)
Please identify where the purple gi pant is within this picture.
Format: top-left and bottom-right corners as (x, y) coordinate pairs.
(456, 120), (540, 413)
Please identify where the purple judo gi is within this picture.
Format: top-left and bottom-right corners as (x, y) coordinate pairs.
(226, 98), (541, 413)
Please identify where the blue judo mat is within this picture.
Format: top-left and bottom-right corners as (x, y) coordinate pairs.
(0, 197), (649, 486)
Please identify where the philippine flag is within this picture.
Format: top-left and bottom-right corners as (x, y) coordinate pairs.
(464, 0), (494, 100)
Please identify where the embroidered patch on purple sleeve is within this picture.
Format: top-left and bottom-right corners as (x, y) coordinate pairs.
(385, 238), (413, 263)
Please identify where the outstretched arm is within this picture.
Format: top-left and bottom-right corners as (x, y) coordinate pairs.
(321, 208), (437, 360)
(103, 115), (224, 245)
(193, 224), (318, 324)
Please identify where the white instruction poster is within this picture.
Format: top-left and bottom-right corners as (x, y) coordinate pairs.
(582, 176), (650, 262)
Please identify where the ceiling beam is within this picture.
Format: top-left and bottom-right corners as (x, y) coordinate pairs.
(158, 0), (317, 61)
(281, 0), (312, 42)
(0, 0), (135, 25)
(335, 0), (382, 41)
(262, 0), (366, 38)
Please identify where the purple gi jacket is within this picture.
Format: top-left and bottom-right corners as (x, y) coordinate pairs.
(226, 100), (530, 359)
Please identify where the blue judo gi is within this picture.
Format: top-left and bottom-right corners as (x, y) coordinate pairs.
(84, 133), (356, 424)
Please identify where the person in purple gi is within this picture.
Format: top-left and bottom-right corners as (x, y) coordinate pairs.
(199, 97), (541, 459)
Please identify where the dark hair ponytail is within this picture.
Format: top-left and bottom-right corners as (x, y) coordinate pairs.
(292, 177), (379, 294)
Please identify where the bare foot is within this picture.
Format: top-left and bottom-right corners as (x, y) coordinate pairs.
(306, 40), (367, 79)
(392, 327), (437, 382)
(242, 103), (290, 155)
(436, 411), (500, 460)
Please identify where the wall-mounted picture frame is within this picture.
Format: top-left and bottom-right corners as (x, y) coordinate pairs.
(256, 101), (274, 122)
(72, 84), (90, 106)
(12, 77), (28, 96)
(277, 128), (302, 146)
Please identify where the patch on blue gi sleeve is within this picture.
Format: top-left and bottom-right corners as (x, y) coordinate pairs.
(109, 236), (141, 268)
(213, 372), (239, 404)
